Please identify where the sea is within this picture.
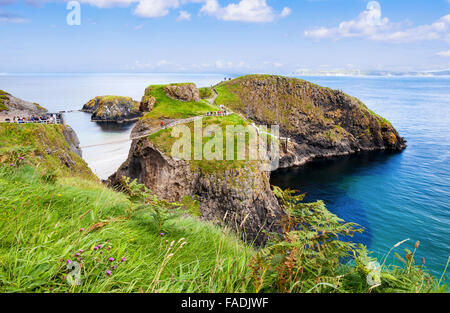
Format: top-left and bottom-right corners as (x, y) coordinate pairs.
(0, 73), (448, 281)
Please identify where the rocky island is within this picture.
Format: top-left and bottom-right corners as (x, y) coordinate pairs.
(107, 75), (406, 244)
(81, 95), (142, 123)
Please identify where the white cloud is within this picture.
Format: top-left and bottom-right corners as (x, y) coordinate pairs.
(176, 10), (191, 21)
(305, 1), (450, 42)
(82, 0), (290, 23)
(280, 7), (291, 18)
(201, 0), (290, 23)
(133, 0), (179, 18)
(437, 50), (450, 57)
(0, 11), (29, 23)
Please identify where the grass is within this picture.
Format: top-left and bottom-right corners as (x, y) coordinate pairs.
(148, 114), (261, 173)
(214, 84), (243, 109)
(0, 124), (95, 180)
(0, 163), (446, 293)
(0, 164), (255, 292)
(0, 90), (10, 112)
(142, 84), (219, 120)
(199, 87), (213, 99)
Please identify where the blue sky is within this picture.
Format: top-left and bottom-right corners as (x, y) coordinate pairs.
(0, 0), (449, 73)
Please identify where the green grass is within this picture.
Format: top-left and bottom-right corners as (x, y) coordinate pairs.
(214, 84), (243, 109)
(0, 124), (95, 180)
(148, 114), (260, 173)
(0, 165), (255, 292)
(0, 90), (10, 112)
(199, 87), (213, 99)
(142, 84), (219, 120)
(0, 164), (445, 293)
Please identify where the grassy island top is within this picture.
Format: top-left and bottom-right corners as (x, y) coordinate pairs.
(85, 95), (140, 110)
(147, 114), (261, 173)
(142, 84), (219, 120)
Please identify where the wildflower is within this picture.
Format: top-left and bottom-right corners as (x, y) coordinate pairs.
(106, 270), (112, 277)
(107, 246), (111, 251)
(108, 257), (114, 262)
(9, 163), (14, 167)
(79, 249), (84, 253)
(98, 245), (102, 249)
(111, 265), (117, 269)
(18, 157), (24, 161)
(75, 253), (80, 257)
(67, 260), (72, 264)
(121, 257), (126, 262)
(79, 228), (84, 232)
(94, 246), (98, 251)
(160, 233), (165, 237)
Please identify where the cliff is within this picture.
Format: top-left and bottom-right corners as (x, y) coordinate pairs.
(0, 89), (48, 116)
(214, 75), (406, 168)
(0, 123), (95, 180)
(82, 96), (142, 123)
(108, 75), (407, 244)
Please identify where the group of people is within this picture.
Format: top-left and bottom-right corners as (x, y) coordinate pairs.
(206, 105), (229, 117)
(205, 110), (228, 117)
(4, 115), (56, 124)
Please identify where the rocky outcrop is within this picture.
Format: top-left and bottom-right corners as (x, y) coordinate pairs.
(215, 75), (406, 169)
(107, 137), (283, 245)
(62, 125), (82, 157)
(140, 91), (156, 112)
(164, 83), (201, 102)
(0, 90), (48, 116)
(82, 96), (142, 123)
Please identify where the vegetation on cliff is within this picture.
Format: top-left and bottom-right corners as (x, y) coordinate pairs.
(213, 75), (406, 158)
(0, 124), (94, 180)
(0, 90), (10, 112)
(147, 114), (257, 173)
(141, 84), (218, 120)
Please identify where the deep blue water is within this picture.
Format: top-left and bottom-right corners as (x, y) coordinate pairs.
(271, 76), (450, 281)
(0, 74), (448, 281)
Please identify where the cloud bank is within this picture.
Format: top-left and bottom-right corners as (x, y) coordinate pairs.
(80, 0), (291, 22)
(305, 1), (450, 42)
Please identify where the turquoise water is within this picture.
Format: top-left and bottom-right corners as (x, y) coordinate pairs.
(1, 74), (448, 281)
(271, 76), (450, 281)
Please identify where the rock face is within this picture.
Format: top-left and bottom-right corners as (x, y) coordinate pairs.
(0, 90), (48, 116)
(62, 125), (82, 157)
(216, 75), (406, 168)
(164, 83), (201, 102)
(140, 87), (157, 112)
(107, 137), (283, 245)
(82, 96), (142, 123)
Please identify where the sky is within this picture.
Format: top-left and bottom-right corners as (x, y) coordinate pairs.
(0, 0), (449, 74)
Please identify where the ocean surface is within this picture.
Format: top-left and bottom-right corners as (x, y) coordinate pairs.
(0, 73), (448, 281)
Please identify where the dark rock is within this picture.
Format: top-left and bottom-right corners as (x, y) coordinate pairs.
(164, 83), (201, 102)
(82, 96), (142, 123)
